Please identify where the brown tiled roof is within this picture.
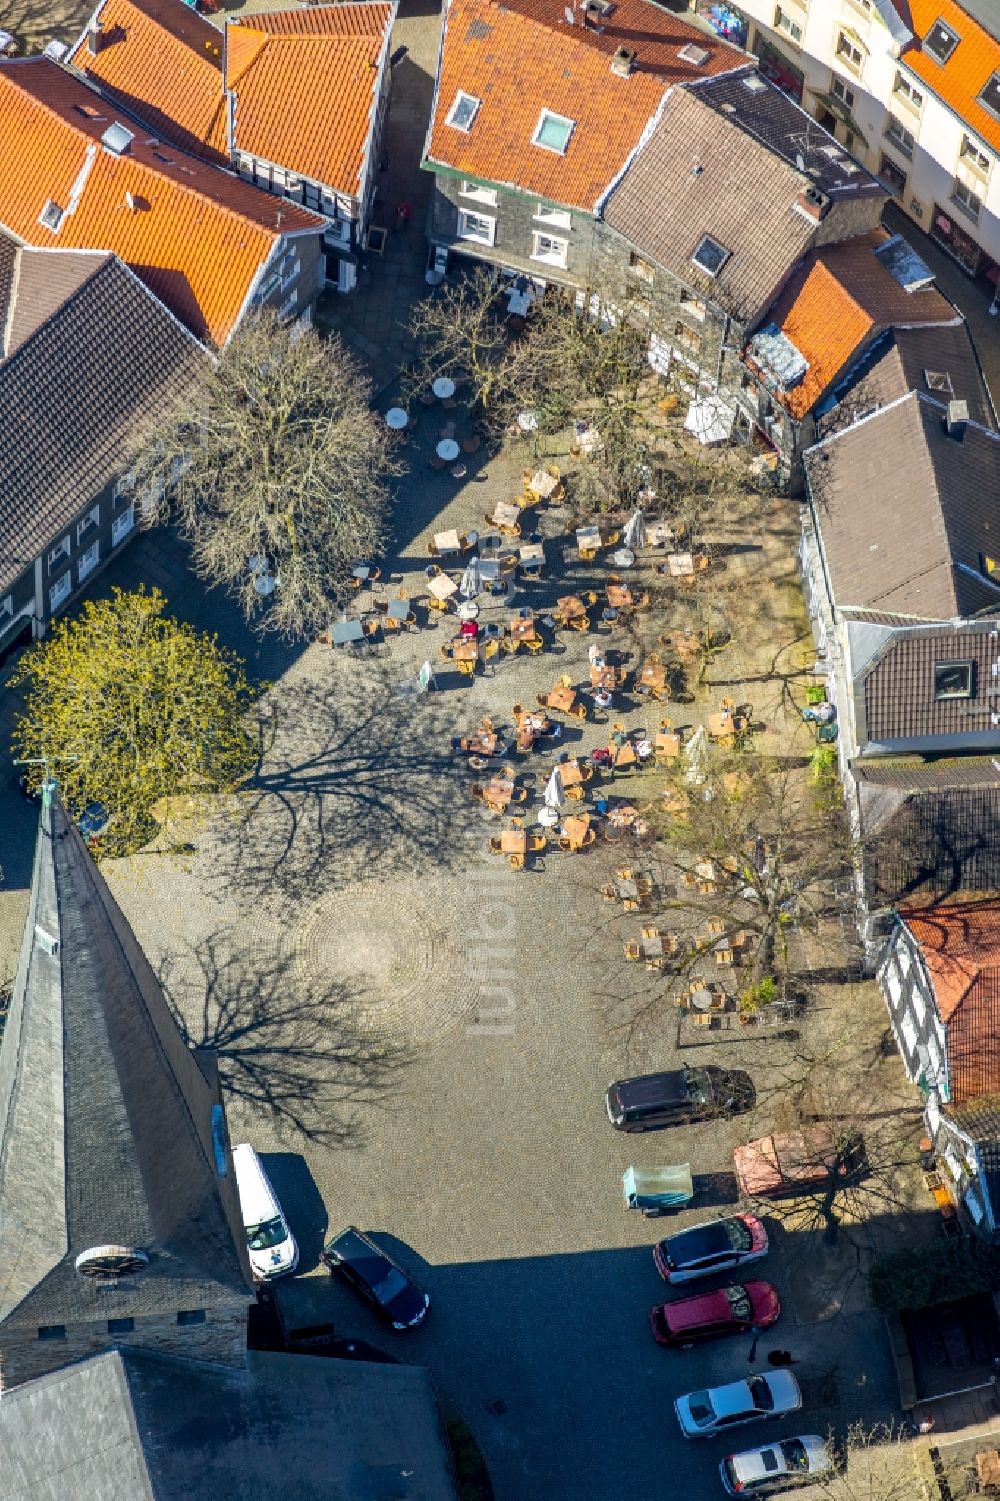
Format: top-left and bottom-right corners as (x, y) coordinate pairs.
(751, 230), (959, 419)
(225, 6), (395, 198)
(820, 322), (996, 435)
(863, 624), (1000, 744)
(4, 245), (108, 354)
(0, 254), (204, 594)
(0, 232), (17, 341)
(67, 0), (228, 163)
(0, 58), (323, 345)
(602, 84), (816, 323)
(901, 900), (1000, 1101)
(805, 391), (1000, 620)
(424, 0), (746, 212)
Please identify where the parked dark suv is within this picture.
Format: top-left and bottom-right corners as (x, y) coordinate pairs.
(605, 1066), (749, 1132)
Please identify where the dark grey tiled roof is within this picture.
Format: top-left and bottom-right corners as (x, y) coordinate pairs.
(853, 760), (1000, 906)
(0, 252), (203, 593)
(805, 391), (1000, 620)
(943, 1092), (1000, 1216)
(692, 67), (885, 202)
(601, 83), (818, 323)
(863, 623), (1000, 743)
(820, 322), (997, 435)
(0, 1347), (460, 1501)
(0, 791), (252, 1329)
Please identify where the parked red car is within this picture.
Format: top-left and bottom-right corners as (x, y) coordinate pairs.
(650, 1281), (780, 1348)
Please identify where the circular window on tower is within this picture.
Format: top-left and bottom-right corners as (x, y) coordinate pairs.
(74, 1245), (149, 1280)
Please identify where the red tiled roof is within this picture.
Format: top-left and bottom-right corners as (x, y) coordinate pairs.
(902, 899), (1000, 1103)
(0, 58), (323, 345)
(67, 0), (227, 163)
(424, 0), (746, 211)
(225, 7), (394, 198)
(905, 0), (1000, 155)
(751, 230), (958, 419)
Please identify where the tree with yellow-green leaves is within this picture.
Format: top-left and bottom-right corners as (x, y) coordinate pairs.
(12, 587), (258, 856)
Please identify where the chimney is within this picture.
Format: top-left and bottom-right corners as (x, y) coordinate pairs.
(946, 398), (969, 440)
(610, 45), (635, 76)
(794, 185), (830, 222)
(86, 22), (102, 54)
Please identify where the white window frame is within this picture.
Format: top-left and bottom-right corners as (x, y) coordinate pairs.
(774, 6), (803, 43)
(831, 75), (855, 109)
(885, 116), (915, 159)
(47, 536), (70, 572)
(899, 1011), (917, 1057)
(49, 572), (72, 612)
(280, 257), (301, 292)
(445, 91), (481, 133)
(960, 134), (990, 176)
(324, 219), (351, 247)
(893, 71), (924, 112)
(77, 538), (99, 582)
(836, 30), (864, 71)
(534, 203), (572, 229)
(457, 208), (496, 246)
(76, 504), (100, 542)
(461, 181), (498, 206)
(237, 153), (254, 180)
(691, 234), (730, 277)
(925, 17), (961, 66)
(530, 230), (568, 268)
(278, 289), (298, 318)
(951, 177), (982, 221)
(111, 504), (135, 547)
(532, 109), (575, 155)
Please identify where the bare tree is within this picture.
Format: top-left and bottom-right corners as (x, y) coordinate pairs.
(127, 311), (401, 640)
(815, 1422), (948, 1501)
(405, 265), (513, 418)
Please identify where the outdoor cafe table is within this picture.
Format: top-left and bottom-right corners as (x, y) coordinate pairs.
(509, 615), (538, 643)
(437, 439), (460, 463)
(708, 710), (747, 738)
(690, 987), (715, 1012)
(493, 500), (521, 529)
(427, 572), (459, 601)
(518, 542), (544, 565)
(641, 662), (669, 693)
(590, 663), (619, 690)
(655, 730), (681, 757)
(607, 582), (636, 609)
(385, 407), (408, 430)
(467, 729), (498, 755)
(547, 683), (577, 714)
(977, 1451), (1000, 1490)
(555, 595), (588, 625)
(559, 760), (585, 788)
(433, 529), (462, 554)
(562, 813), (591, 849)
(610, 548), (635, 570)
(500, 827), (527, 855)
(352, 564), (375, 580)
(611, 739), (636, 770)
(607, 803), (638, 829)
(331, 618), (364, 646)
(387, 598), (410, 622)
(486, 775), (514, 810)
(667, 551), (695, 577)
(528, 470), (560, 499)
(451, 638), (479, 664)
(576, 525), (602, 557)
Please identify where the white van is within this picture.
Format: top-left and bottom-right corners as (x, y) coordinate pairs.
(232, 1144), (299, 1281)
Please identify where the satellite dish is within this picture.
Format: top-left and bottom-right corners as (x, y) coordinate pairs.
(795, 152), (805, 171)
(564, 5), (575, 19)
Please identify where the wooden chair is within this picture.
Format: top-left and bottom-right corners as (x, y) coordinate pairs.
(362, 618), (381, 639)
(623, 897), (640, 912)
(528, 833), (547, 853)
(457, 658), (476, 676)
(430, 454), (446, 471)
(524, 635), (544, 654)
(565, 784), (585, 802)
(623, 941), (641, 960)
(580, 828), (596, 847)
(509, 816), (525, 829)
(659, 716), (673, 730)
(558, 836), (573, 852)
(427, 538), (441, 557)
(488, 836), (503, 854)
(715, 948), (734, 967)
(604, 530), (621, 547)
(720, 697), (735, 712)
(582, 590), (600, 607)
(635, 877), (653, 897)
(641, 925), (659, 940)
(616, 867), (634, 880)
(681, 870), (697, 888)
(694, 553), (710, 572)
(508, 853), (525, 870)
(512, 704), (524, 720)
(536, 692), (550, 709)
(675, 994), (690, 1012)
(601, 883), (618, 901)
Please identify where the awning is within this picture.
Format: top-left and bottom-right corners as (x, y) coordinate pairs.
(810, 91), (869, 149)
(684, 394), (736, 446)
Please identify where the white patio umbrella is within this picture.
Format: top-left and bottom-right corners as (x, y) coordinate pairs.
(622, 507), (645, 551)
(460, 558), (481, 599)
(544, 766), (564, 808)
(682, 724), (710, 786)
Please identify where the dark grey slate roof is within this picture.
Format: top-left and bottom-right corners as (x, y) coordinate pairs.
(863, 622), (1000, 743)
(0, 1347), (460, 1501)
(0, 789), (252, 1329)
(0, 252), (204, 593)
(691, 66), (886, 202)
(601, 82), (819, 324)
(804, 391), (1000, 620)
(852, 759), (1000, 907)
(819, 321), (997, 435)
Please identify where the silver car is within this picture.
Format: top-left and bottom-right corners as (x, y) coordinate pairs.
(720, 1435), (833, 1494)
(675, 1370), (802, 1439)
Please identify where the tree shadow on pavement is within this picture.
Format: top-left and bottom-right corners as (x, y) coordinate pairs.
(207, 659), (469, 907)
(159, 931), (413, 1149)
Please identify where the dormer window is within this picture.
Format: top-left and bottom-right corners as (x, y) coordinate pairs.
(934, 660), (974, 700)
(533, 110), (575, 154)
(691, 234), (730, 277)
(445, 91), (481, 132)
(979, 73), (1000, 123)
(924, 18), (960, 64)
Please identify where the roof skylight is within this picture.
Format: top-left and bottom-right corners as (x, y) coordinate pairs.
(446, 91), (481, 132)
(979, 72), (1000, 122)
(691, 234), (730, 277)
(533, 110), (575, 154)
(923, 17), (960, 64)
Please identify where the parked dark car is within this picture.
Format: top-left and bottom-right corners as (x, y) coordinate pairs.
(320, 1227), (430, 1331)
(654, 1214), (768, 1284)
(605, 1065), (749, 1132)
(650, 1281), (780, 1348)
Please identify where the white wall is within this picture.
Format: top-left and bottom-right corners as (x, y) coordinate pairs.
(734, 0), (1000, 267)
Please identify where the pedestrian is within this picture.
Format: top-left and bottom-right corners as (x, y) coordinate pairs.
(396, 201), (412, 229)
(594, 689), (613, 712)
(588, 642), (605, 668)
